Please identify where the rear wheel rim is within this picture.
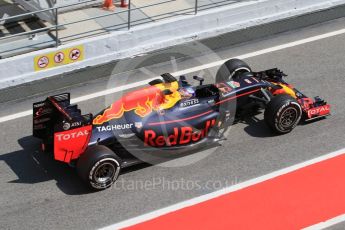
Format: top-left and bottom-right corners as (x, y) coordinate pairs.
(280, 107), (298, 128)
(94, 162), (116, 184)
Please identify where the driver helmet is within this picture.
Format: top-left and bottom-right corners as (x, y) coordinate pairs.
(179, 86), (195, 99)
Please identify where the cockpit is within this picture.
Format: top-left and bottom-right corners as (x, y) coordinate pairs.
(148, 73), (220, 109)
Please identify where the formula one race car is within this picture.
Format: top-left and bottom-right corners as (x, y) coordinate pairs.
(32, 59), (330, 190)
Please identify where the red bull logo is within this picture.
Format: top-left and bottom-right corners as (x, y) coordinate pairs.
(93, 86), (164, 125)
(144, 119), (216, 147)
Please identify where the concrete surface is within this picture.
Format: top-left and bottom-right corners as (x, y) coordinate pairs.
(1, 17), (345, 229)
(0, 0), (56, 57)
(0, 33), (56, 58)
(58, 9), (105, 43)
(1, 0), (345, 93)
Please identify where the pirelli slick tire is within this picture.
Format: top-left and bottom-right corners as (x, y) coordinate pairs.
(264, 94), (302, 134)
(216, 58), (252, 82)
(77, 145), (121, 190)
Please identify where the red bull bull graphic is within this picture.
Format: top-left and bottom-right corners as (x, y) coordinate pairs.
(93, 81), (181, 125)
(93, 86), (165, 125)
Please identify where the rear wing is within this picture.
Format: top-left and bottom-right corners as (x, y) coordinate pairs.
(33, 93), (92, 140)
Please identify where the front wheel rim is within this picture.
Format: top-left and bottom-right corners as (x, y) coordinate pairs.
(280, 107), (298, 128)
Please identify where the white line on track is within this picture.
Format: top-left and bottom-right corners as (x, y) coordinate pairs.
(303, 214), (345, 230)
(99, 148), (345, 230)
(1, 28), (345, 124)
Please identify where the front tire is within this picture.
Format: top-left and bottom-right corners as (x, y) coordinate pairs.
(264, 94), (302, 134)
(216, 59), (251, 82)
(77, 145), (121, 190)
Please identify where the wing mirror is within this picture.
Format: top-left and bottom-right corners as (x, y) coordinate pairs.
(193, 76), (204, 85)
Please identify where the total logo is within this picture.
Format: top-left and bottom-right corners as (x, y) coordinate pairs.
(307, 105), (330, 118)
(144, 120), (215, 147)
(56, 130), (89, 141)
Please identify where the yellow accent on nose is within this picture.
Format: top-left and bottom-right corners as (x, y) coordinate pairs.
(279, 84), (297, 98)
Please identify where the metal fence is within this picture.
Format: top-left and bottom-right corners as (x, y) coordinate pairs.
(0, 0), (235, 49)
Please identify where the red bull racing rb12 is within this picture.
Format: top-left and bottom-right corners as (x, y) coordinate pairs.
(32, 59), (331, 190)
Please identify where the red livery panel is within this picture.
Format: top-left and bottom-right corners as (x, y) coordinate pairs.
(53, 125), (92, 163)
(307, 104), (331, 119)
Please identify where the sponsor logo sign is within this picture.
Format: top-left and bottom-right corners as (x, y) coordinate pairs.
(33, 117), (50, 124)
(96, 123), (134, 132)
(307, 104), (330, 118)
(63, 122), (71, 130)
(135, 122), (143, 129)
(34, 45), (84, 71)
(34, 107), (53, 117)
(119, 133), (136, 138)
(53, 125), (92, 163)
(244, 79), (252, 84)
(63, 121), (81, 130)
(33, 102), (45, 108)
(180, 98), (199, 107)
(71, 121), (82, 127)
(55, 129), (89, 141)
(216, 82), (233, 95)
(144, 119), (215, 147)
(227, 81), (240, 89)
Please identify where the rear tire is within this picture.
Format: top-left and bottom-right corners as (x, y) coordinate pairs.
(264, 94), (302, 134)
(77, 145), (121, 190)
(216, 59), (251, 82)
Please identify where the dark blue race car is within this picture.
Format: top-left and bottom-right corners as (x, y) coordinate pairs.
(32, 59), (330, 190)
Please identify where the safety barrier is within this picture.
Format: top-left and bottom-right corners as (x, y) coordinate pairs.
(0, 0), (233, 49)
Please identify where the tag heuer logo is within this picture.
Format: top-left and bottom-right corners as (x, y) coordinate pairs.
(135, 122), (143, 129)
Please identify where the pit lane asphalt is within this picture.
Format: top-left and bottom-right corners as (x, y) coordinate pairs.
(1, 18), (345, 230)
